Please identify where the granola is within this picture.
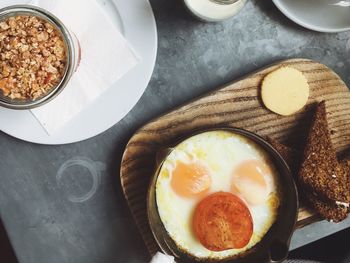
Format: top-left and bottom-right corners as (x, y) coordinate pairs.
(0, 15), (67, 101)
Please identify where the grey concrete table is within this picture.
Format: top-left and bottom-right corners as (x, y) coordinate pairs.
(1, 1), (350, 263)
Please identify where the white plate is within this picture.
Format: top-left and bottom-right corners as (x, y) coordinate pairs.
(272, 0), (350, 33)
(0, 0), (157, 144)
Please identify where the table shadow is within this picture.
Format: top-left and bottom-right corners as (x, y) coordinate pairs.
(0, 218), (18, 263)
(289, 227), (350, 263)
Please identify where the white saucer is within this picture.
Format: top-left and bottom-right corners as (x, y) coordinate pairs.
(0, 0), (157, 145)
(272, 0), (350, 33)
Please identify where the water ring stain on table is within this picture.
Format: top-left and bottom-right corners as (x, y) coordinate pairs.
(56, 157), (106, 203)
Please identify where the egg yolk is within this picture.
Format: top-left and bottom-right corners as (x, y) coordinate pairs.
(231, 160), (271, 205)
(171, 161), (211, 198)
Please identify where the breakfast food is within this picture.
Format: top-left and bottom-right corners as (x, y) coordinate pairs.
(0, 15), (67, 100)
(299, 101), (350, 204)
(267, 102), (350, 222)
(306, 193), (349, 222)
(261, 67), (309, 116)
(268, 137), (349, 222)
(193, 192), (253, 251)
(267, 137), (300, 175)
(156, 131), (281, 259)
(341, 153), (350, 171)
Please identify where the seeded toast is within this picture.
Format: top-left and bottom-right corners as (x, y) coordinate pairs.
(267, 137), (349, 222)
(298, 101), (350, 203)
(341, 153), (350, 174)
(306, 193), (349, 222)
(267, 137), (301, 175)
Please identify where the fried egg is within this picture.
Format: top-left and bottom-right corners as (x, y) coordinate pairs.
(156, 131), (281, 260)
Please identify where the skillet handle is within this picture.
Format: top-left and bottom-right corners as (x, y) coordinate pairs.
(268, 239), (289, 263)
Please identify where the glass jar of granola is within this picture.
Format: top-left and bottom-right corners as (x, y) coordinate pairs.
(0, 5), (80, 109)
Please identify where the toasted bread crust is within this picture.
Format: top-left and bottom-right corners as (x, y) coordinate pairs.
(306, 193), (349, 223)
(267, 137), (301, 175)
(268, 136), (349, 222)
(298, 101), (350, 203)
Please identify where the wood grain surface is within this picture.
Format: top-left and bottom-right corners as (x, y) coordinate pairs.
(120, 59), (350, 256)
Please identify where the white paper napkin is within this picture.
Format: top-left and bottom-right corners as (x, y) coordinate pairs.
(27, 0), (140, 134)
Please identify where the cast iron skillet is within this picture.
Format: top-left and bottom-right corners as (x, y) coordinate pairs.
(147, 127), (299, 263)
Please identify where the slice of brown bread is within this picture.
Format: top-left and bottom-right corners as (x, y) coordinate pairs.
(306, 193), (349, 222)
(298, 101), (350, 203)
(341, 153), (350, 175)
(267, 137), (301, 175)
(306, 163), (349, 222)
(340, 154), (350, 214)
(268, 137), (349, 222)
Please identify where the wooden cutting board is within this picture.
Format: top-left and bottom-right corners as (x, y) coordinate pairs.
(120, 58), (350, 257)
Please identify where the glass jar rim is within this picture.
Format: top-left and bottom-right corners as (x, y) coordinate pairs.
(0, 5), (77, 110)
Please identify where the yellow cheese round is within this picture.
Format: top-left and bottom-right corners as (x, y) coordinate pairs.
(261, 67), (309, 116)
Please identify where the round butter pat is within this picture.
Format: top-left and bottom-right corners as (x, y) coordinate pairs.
(261, 67), (309, 116)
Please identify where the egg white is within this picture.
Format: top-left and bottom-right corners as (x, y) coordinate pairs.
(156, 131), (281, 260)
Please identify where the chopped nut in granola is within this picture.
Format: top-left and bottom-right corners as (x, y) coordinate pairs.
(0, 15), (67, 101)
